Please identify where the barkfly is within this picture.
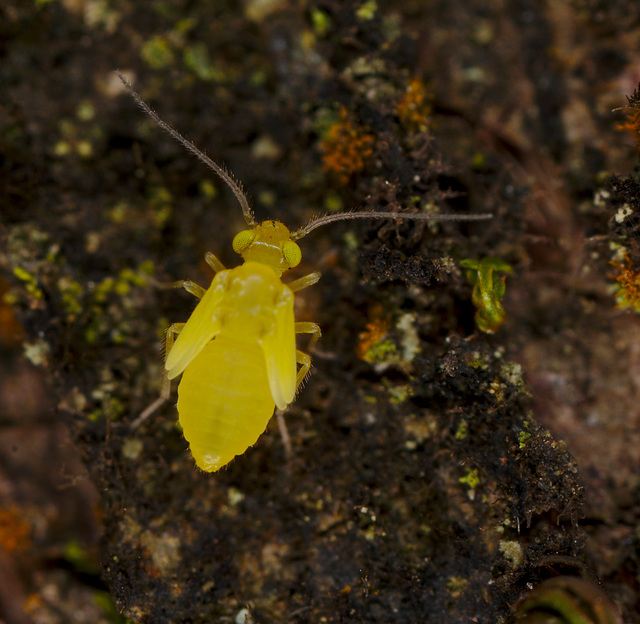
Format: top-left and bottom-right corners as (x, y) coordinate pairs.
(117, 71), (491, 472)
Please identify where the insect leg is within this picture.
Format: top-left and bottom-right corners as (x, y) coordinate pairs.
(295, 321), (322, 350)
(172, 280), (206, 299)
(275, 408), (293, 461)
(130, 322), (186, 429)
(287, 272), (321, 293)
(164, 253), (226, 299)
(164, 322), (186, 358)
(274, 327), (322, 459)
(204, 251), (226, 274)
(295, 349), (313, 389)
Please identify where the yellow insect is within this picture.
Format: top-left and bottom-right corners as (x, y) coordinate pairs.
(118, 72), (491, 472)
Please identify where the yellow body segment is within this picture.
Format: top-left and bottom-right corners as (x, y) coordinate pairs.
(169, 261), (297, 471)
(177, 336), (275, 472)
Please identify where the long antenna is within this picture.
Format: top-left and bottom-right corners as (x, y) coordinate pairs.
(291, 210), (492, 240)
(117, 71), (492, 236)
(115, 70), (257, 227)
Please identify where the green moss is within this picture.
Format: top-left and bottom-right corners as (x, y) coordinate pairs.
(324, 189), (344, 213)
(57, 276), (85, 319)
(76, 100), (96, 122)
(108, 202), (130, 225)
(53, 140), (72, 157)
(467, 350), (491, 370)
(114, 280), (131, 296)
(199, 179), (218, 199)
(12, 266), (44, 299)
(310, 8), (331, 36)
(249, 68), (268, 87)
(139, 260), (155, 276)
(446, 576), (468, 598)
(454, 419), (468, 440)
(141, 35), (175, 70)
(461, 257), (513, 333)
(459, 467), (480, 490)
(94, 591), (132, 624)
(148, 187), (173, 227)
(82, 261), (155, 347)
(361, 338), (398, 365)
(103, 396), (125, 420)
(76, 140), (93, 158)
(471, 152), (486, 169)
(388, 383), (411, 404)
(184, 42), (225, 81)
(518, 431), (532, 449)
(356, 0), (377, 21)
(94, 277), (115, 303)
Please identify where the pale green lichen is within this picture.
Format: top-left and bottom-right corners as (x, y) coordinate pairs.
(23, 339), (51, 367)
(614, 203), (633, 224)
(388, 383), (412, 404)
(122, 438), (144, 461)
(403, 413), (438, 448)
(500, 361), (525, 391)
(396, 313), (420, 363)
(499, 540), (523, 566)
(140, 530), (182, 575)
(228, 487), (245, 507)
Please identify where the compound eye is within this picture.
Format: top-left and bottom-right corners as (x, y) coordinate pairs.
(282, 240), (302, 268)
(232, 230), (255, 254)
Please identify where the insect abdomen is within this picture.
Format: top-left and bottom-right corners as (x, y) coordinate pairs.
(177, 334), (275, 472)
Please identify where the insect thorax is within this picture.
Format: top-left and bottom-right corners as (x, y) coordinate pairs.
(215, 263), (292, 340)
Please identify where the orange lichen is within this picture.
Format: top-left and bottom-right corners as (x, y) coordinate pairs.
(0, 506), (31, 553)
(357, 306), (395, 363)
(321, 106), (375, 184)
(609, 251), (640, 312)
(396, 77), (433, 133)
(617, 108), (640, 146)
(616, 84), (640, 148)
